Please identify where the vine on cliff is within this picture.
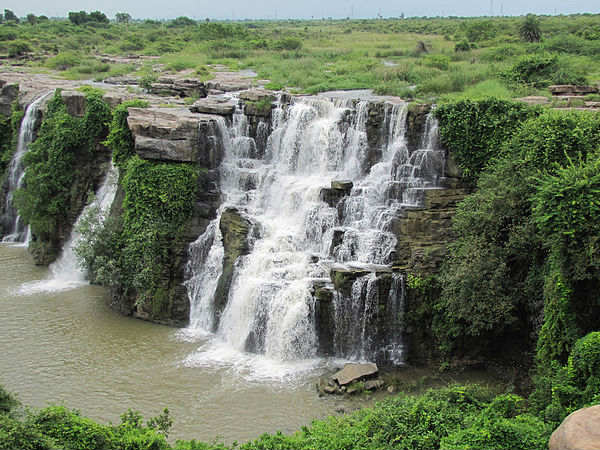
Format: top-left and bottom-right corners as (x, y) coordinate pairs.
(434, 98), (537, 182)
(15, 90), (111, 240)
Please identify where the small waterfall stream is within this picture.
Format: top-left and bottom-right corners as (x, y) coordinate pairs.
(183, 96), (444, 374)
(18, 163), (118, 294)
(1, 92), (51, 244)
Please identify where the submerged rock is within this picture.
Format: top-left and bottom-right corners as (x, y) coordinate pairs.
(549, 405), (600, 450)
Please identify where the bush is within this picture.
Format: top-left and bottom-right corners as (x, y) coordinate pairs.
(435, 98), (535, 181)
(104, 99), (149, 168)
(0, 414), (54, 450)
(7, 40), (31, 57)
(441, 415), (550, 450)
(32, 406), (113, 450)
(568, 332), (600, 391)
(45, 52), (82, 70)
(0, 386), (18, 415)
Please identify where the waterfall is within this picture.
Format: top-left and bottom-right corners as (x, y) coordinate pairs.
(1, 92), (51, 243)
(183, 96), (444, 373)
(17, 162), (118, 294)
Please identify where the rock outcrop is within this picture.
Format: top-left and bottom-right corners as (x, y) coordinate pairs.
(213, 207), (252, 329)
(127, 107), (223, 167)
(549, 405), (600, 450)
(190, 96), (237, 116)
(0, 80), (19, 115)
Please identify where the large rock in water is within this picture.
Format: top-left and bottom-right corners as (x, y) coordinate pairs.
(213, 208), (252, 329)
(332, 363), (379, 386)
(549, 405), (600, 450)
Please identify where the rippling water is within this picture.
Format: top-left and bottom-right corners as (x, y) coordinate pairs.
(0, 244), (357, 443)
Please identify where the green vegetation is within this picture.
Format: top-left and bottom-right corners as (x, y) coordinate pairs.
(1, 14), (599, 97)
(14, 90), (110, 245)
(76, 101), (199, 316)
(1, 382), (563, 450)
(0, 100), (24, 178)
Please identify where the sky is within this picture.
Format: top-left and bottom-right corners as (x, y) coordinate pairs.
(2, 0), (598, 21)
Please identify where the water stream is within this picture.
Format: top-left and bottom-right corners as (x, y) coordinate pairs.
(1, 91), (51, 243)
(183, 96), (444, 371)
(18, 162), (119, 294)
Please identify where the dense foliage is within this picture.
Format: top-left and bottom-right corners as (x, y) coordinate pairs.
(77, 103), (199, 317)
(0, 100), (24, 178)
(104, 99), (149, 168)
(0, 384), (556, 450)
(435, 98), (536, 181)
(14, 90), (111, 244)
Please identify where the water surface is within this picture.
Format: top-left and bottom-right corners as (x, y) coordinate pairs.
(0, 244), (355, 443)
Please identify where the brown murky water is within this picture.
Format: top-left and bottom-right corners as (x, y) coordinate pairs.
(0, 244), (356, 443)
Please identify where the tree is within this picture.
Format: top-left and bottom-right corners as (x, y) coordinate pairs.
(115, 12), (131, 24)
(88, 10), (109, 23)
(68, 10), (87, 25)
(26, 13), (37, 25)
(520, 14), (542, 42)
(4, 9), (19, 23)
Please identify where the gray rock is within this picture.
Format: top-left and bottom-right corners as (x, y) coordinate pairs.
(127, 107), (219, 164)
(190, 95), (237, 115)
(332, 363), (378, 386)
(365, 379), (385, 391)
(549, 405), (600, 450)
(239, 88), (275, 102)
(61, 90), (86, 117)
(0, 81), (19, 116)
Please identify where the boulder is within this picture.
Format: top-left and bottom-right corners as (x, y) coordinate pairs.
(549, 405), (600, 450)
(332, 363), (378, 386)
(331, 180), (353, 191)
(190, 95), (237, 115)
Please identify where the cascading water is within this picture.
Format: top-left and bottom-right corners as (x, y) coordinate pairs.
(1, 92), (51, 244)
(18, 162), (119, 294)
(183, 95), (444, 375)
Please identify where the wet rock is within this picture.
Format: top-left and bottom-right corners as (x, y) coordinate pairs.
(331, 180), (353, 191)
(214, 208), (252, 328)
(549, 405), (600, 450)
(332, 363), (379, 386)
(190, 95), (237, 115)
(320, 181), (353, 208)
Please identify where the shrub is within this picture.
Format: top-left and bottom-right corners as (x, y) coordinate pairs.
(104, 99), (149, 167)
(45, 52), (82, 70)
(0, 414), (54, 450)
(0, 386), (18, 415)
(568, 332), (600, 391)
(7, 40), (31, 57)
(31, 406), (113, 450)
(519, 14), (542, 43)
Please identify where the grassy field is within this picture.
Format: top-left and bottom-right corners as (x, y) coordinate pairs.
(1, 14), (599, 100)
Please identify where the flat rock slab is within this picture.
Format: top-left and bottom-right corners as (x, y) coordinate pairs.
(549, 405), (600, 450)
(332, 363), (378, 386)
(190, 95), (237, 115)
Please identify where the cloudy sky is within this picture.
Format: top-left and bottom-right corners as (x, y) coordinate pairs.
(2, 0), (598, 20)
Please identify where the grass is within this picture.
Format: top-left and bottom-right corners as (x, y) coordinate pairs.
(1, 15), (599, 100)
